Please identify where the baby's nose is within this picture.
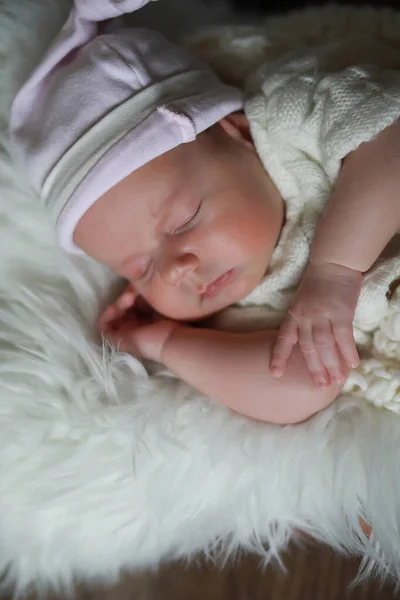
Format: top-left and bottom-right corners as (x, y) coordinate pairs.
(161, 254), (199, 287)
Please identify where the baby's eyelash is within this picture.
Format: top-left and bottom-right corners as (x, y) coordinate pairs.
(136, 201), (203, 283)
(173, 200), (203, 235)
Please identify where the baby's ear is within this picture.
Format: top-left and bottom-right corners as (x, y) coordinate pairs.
(218, 112), (255, 151)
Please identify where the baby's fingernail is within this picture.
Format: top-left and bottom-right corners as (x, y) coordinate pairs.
(271, 366), (283, 378)
(316, 376), (329, 388)
(333, 371), (344, 384)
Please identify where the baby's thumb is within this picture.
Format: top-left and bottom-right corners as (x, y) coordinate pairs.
(105, 323), (142, 357)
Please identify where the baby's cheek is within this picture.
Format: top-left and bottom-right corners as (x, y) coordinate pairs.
(137, 282), (166, 315)
(235, 212), (273, 258)
(141, 281), (190, 321)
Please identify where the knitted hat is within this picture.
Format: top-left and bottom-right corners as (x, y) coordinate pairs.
(9, 0), (243, 253)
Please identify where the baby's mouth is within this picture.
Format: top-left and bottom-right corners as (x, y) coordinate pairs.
(199, 269), (236, 299)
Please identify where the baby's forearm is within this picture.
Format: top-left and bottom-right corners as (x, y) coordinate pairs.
(161, 325), (344, 424)
(310, 119), (400, 273)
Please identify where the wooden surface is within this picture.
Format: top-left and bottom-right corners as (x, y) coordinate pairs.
(227, 0), (400, 14)
(4, 542), (399, 600)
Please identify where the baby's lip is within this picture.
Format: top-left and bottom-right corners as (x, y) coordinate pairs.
(199, 269), (235, 298)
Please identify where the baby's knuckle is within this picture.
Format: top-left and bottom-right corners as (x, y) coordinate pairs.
(277, 329), (296, 343)
(314, 334), (332, 349)
(276, 332), (288, 340)
(299, 344), (316, 355)
(335, 333), (351, 345)
(271, 357), (284, 367)
(334, 324), (351, 338)
(284, 333), (297, 344)
(288, 306), (305, 320)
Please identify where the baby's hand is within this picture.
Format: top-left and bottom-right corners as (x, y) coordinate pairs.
(97, 283), (137, 335)
(270, 262), (362, 388)
(97, 283), (179, 362)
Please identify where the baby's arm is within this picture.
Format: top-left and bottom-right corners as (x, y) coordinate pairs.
(131, 320), (345, 424)
(100, 288), (344, 422)
(271, 119), (400, 386)
(310, 119), (400, 274)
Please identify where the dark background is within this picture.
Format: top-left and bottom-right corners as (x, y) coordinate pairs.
(225, 0), (400, 13)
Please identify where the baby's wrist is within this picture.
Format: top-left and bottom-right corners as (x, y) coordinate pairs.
(136, 320), (182, 363)
(158, 321), (191, 365)
(308, 259), (362, 280)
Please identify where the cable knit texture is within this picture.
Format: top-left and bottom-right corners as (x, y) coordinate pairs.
(189, 21), (400, 414)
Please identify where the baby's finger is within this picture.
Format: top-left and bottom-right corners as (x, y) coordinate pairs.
(270, 316), (299, 377)
(113, 284), (137, 316)
(312, 321), (345, 385)
(97, 285), (136, 331)
(332, 322), (360, 369)
(298, 322), (330, 388)
(97, 305), (118, 333)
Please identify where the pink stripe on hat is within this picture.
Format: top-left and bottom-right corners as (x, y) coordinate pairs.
(9, 0), (243, 254)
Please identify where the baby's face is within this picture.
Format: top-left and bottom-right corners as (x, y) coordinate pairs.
(74, 114), (284, 321)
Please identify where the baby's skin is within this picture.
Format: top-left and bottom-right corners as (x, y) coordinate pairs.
(75, 113), (283, 322)
(271, 117), (400, 386)
(75, 112), (400, 423)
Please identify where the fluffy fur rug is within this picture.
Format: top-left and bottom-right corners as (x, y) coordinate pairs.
(1, 0), (400, 596)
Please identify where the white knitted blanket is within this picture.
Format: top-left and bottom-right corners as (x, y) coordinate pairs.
(188, 10), (400, 414)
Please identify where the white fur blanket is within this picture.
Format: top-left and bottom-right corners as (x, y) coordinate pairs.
(1, 1), (400, 596)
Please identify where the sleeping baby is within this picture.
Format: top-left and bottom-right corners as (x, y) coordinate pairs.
(9, 0), (400, 423)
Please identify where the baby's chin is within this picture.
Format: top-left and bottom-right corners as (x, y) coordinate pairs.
(148, 266), (266, 323)
(151, 296), (233, 324)
(164, 304), (231, 325)
(161, 285), (258, 324)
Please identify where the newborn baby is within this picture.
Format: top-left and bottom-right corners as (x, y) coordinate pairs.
(10, 0), (400, 423)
